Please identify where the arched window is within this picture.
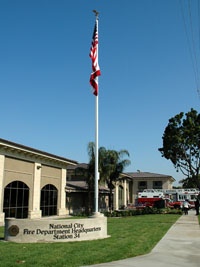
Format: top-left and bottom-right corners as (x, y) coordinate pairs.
(3, 181), (29, 219)
(40, 184), (58, 216)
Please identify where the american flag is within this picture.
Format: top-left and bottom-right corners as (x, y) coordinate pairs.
(89, 19), (101, 96)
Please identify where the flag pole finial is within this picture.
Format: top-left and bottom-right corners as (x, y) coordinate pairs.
(93, 10), (99, 18)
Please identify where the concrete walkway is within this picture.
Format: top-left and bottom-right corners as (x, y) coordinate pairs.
(83, 209), (200, 267)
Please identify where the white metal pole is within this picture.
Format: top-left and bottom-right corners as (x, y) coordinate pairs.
(95, 91), (99, 213)
(94, 15), (99, 214)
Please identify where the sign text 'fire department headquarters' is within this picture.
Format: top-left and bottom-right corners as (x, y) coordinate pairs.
(5, 217), (108, 243)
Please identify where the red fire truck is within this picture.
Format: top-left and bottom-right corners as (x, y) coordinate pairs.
(136, 188), (199, 209)
(136, 190), (164, 208)
(163, 188), (199, 208)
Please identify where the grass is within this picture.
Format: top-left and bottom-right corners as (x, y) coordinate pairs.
(0, 214), (180, 267)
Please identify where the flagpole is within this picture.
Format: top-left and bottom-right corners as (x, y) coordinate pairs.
(95, 83), (99, 213)
(94, 10), (99, 214)
(90, 10), (102, 217)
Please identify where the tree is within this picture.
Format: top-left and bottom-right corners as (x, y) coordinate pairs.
(179, 175), (200, 188)
(87, 142), (131, 211)
(99, 148), (131, 210)
(73, 142), (97, 215)
(158, 108), (200, 189)
(86, 142), (96, 214)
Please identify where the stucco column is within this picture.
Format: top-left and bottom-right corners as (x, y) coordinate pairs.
(133, 181), (138, 205)
(147, 180), (153, 189)
(114, 183), (119, 210)
(123, 180), (127, 207)
(57, 168), (67, 216)
(28, 163), (42, 219)
(0, 155), (5, 225)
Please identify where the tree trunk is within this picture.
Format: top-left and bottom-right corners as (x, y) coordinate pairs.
(194, 175), (200, 190)
(109, 187), (113, 211)
(86, 187), (93, 216)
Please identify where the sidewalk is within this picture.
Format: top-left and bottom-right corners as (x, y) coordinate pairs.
(83, 209), (200, 267)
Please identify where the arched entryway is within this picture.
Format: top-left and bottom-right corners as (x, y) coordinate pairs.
(3, 181), (29, 219)
(40, 184), (58, 216)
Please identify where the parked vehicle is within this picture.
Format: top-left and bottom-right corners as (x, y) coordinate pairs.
(164, 198), (182, 209)
(136, 188), (200, 209)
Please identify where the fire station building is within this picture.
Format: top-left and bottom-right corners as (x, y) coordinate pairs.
(0, 138), (77, 226)
(0, 138), (176, 226)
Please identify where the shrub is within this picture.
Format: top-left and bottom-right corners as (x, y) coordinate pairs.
(103, 207), (182, 217)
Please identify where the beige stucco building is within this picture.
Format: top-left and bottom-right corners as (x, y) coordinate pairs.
(113, 172), (175, 210)
(0, 138), (77, 226)
(66, 165), (175, 212)
(0, 138), (176, 225)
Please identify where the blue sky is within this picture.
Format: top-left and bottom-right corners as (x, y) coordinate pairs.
(0, 0), (200, 186)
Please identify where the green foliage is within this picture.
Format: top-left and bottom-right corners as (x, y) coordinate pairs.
(103, 207), (182, 217)
(159, 108), (200, 188)
(0, 214), (180, 267)
(87, 142), (131, 210)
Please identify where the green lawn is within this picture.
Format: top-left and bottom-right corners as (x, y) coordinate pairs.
(0, 214), (180, 267)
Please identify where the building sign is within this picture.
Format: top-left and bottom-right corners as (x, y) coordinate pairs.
(5, 217), (108, 243)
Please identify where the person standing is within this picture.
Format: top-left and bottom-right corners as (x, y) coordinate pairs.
(194, 198), (199, 215)
(183, 199), (190, 215)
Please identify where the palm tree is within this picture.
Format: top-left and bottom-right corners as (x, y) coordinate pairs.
(86, 142), (96, 214)
(99, 149), (131, 210)
(87, 142), (131, 211)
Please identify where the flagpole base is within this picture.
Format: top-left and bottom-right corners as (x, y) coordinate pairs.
(90, 212), (104, 218)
